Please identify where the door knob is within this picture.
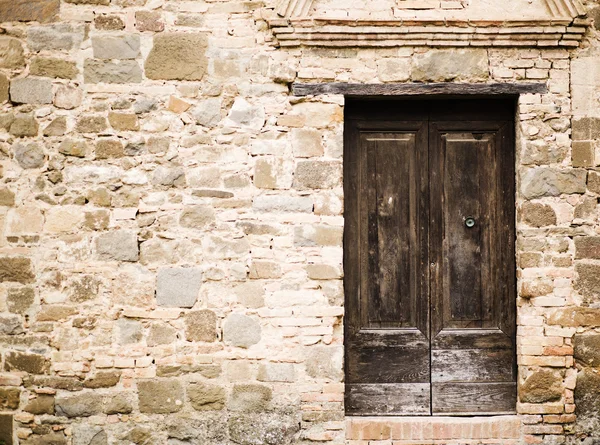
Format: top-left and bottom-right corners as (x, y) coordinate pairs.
(465, 217), (476, 228)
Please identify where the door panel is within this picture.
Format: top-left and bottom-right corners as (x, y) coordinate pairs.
(344, 100), (516, 417)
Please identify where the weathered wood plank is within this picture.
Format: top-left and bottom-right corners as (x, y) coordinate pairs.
(431, 349), (515, 383)
(293, 82), (547, 97)
(432, 382), (517, 415)
(346, 383), (430, 416)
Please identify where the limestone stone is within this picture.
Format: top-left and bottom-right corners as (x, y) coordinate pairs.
(574, 263), (600, 301)
(37, 305), (77, 321)
(378, 58), (411, 82)
(104, 392), (133, 414)
(138, 379), (184, 413)
(7, 206), (44, 235)
(228, 413), (300, 445)
(548, 307), (600, 327)
(0, 37), (25, 69)
(10, 78), (52, 105)
(76, 115), (108, 133)
(0, 187), (15, 206)
(0, 72), (8, 103)
(44, 206), (83, 233)
(224, 98), (265, 130)
(521, 281), (553, 298)
(229, 384), (272, 412)
(574, 334), (600, 366)
(168, 96), (191, 114)
(24, 395), (54, 414)
(249, 261), (282, 279)
(92, 35), (141, 60)
(193, 99), (222, 127)
(294, 224), (343, 247)
(521, 202), (556, 227)
(147, 323), (177, 346)
(573, 141), (595, 167)
(223, 313), (261, 348)
(84, 210), (110, 230)
(575, 368), (600, 434)
(55, 392), (102, 417)
(134, 96), (158, 114)
(73, 425), (107, 445)
(521, 140), (566, 165)
(520, 369), (562, 403)
(95, 139), (124, 159)
(136, 10), (165, 32)
(291, 128), (323, 158)
(268, 61), (296, 84)
(148, 136), (170, 154)
(84, 60), (143, 84)
(30, 57), (78, 79)
(572, 117), (600, 140)
(257, 363), (295, 382)
(306, 346), (343, 380)
(54, 85), (83, 110)
(307, 264), (342, 280)
(108, 112), (139, 131)
(575, 237), (600, 259)
(294, 161), (342, 190)
(4, 351), (49, 374)
(151, 166), (185, 187)
(10, 114), (39, 137)
(182, 310), (217, 344)
(254, 157), (293, 189)
(234, 282), (265, 308)
(13, 142), (44, 169)
(413, 49), (488, 81)
(156, 267), (202, 308)
(84, 371), (121, 389)
(253, 195), (313, 213)
(0, 314), (24, 335)
(0, 387), (20, 410)
(0, 0), (59, 23)
(59, 139), (88, 158)
(145, 33), (208, 81)
(7, 287), (35, 314)
(575, 196), (597, 219)
(116, 318), (142, 344)
(0, 257), (35, 283)
(521, 168), (587, 199)
(28, 24), (84, 51)
(95, 15), (125, 31)
(43, 116), (67, 136)
(179, 205), (215, 229)
(96, 230), (139, 262)
(188, 383), (226, 411)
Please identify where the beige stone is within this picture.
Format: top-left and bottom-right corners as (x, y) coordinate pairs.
(108, 112), (139, 131)
(138, 379), (183, 414)
(0, 72), (8, 103)
(135, 10), (165, 32)
(0, 37), (25, 69)
(254, 157), (293, 189)
(0, 0), (59, 23)
(413, 49), (488, 82)
(54, 85), (83, 110)
(572, 141), (595, 167)
(167, 96), (191, 114)
(184, 310), (217, 342)
(145, 33), (208, 81)
(520, 370), (563, 403)
(548, 307), (600, 327)
(188, 383), (226, 411)
(7, 206), (44, 235)
(95, 14), (125, 30)
(378, 58), (411, 82)
(521, 202), (556, 227)
(44, 206), (83, 233)
(30, 57), (78, 79)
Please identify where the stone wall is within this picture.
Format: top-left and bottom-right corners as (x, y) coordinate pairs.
(0, 0), (599, 444)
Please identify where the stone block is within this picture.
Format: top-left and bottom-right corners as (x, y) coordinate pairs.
(76, 115), (108, 133)
(413, 49), (488, 82)
(59, 139), (88, 158)
(135, 11), (165, 32)
(294, 161), (342, 190)
(224, 97), (265, 130)
(234, 282), (265, 309)
(574, 262), (600, 302)
(228, 413), (300, 445)
(108, 112), (139, 131)
(257, 363), (296, 382)
(95, 139), (124, 159)
(151, 166), (185, 187)
(54, 85), (83, 109)
(249, 261), (282, 279)
(574, 368), (600, 434)
(521, 139), (566, 166)
(519, 369), (562, 403)
(179, 205), (215, 229)
(43, 116), (67, 136)
(294, 224), (343, 247)
(55, 392), (103, 417)
(0, 257), (34, 284)
(0, 187), (15, 207)
(138, 379), (184, 414)
(92, 35), (141, 60)
(37, 305), (77, 321)
(28, 24), (85, 51)
(0, 387), (20, 410)
(521, 202), (556, 227)
(572, 56), (600, 117)
(10, 114), (39, 138)
(291, 128), (323, 158)
(24, 395), (54, 414)
(521, 168), (587, 199)
(572, 117), (600, 141)
(84, 60), (143, 84)
(145, 33), (208, 81)
(10, 78), (53, 104)
(228, 384), (272, 412)
(83, 371), (121, 389)
(7, 287), (35, 314)
(30, 57), (78, 79)
(0, 37), (25, 69)
(223, 313), (261, 348)
(193, 99), (222, 127)
(4, 351), (48, 374)
(253, 195), (313, 213)
(378, 58), (411, 82)
(572, 141), (595, 167)
(574, 334), (600, 367)
(73, 425), (107, 445)
(575, 237), (600, 259)
(116, 318), (142, 344)
(0, 72), (8, 103)
(188, 383), (226, 411)
(305, 346), (343, 380)
(104, 392), (133, 414)
(184, 310), (217, 342)
(254, 157), (293, 189)
(156, 267), (202, 308)
(0, 0), (59, 23)
(0, 314), (23, 335)
(96, 230), (139, 262)
(95, 15), (125, 31)
(147, 323), (177, 346)
(548, 307), (600, 327)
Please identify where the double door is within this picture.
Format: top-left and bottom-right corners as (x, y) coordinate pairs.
(344, 99), (516, 416)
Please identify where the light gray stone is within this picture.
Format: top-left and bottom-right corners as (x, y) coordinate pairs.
(521, 168), (587, 199)
(179, 205), (215, 229)
(193, 98), (222, 127)
(54, 85), (83, 109)
(156, 267), (202, 308)
(0, 314), (24, 335)
(134, 97), (158, 114)
(116, 318), (142, 344)
(223, 313), (261, 348)
(10, 78), (53, 104)
(147, 323), (177, 346)
(305, 346), (343, 380)
(294, 161), (342, 190)
(84, 60), (143, 84)
(291, 128), (323, 158)
(225, 98), (265, 130)
(257, 363), (295, 382)
(92, 34), (141, 60)
(55, 393), (103, 417)
(253, 195), (313, 213)
(228, 413), (300, 445)
(28, 24), (84, 51)
(73, 425), (107, 445)
(234, 282), (265, 308)
(228, 384), (272, 412)
(151, 166), (185, 187)
(413, 49), (488, 82)
(96, 230), (139, 262)
(13, 142), (45, 169)
(378, 58), (411, 82)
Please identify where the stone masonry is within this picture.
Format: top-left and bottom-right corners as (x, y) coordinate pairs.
(0, 0), (599, 444)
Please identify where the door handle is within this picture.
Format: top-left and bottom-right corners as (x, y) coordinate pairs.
(465, 217), (476, 228)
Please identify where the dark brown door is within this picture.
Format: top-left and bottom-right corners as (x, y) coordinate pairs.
(344, 99), (516, 416)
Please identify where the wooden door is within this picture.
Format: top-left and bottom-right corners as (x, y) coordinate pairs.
(344, 99), (516, 416)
